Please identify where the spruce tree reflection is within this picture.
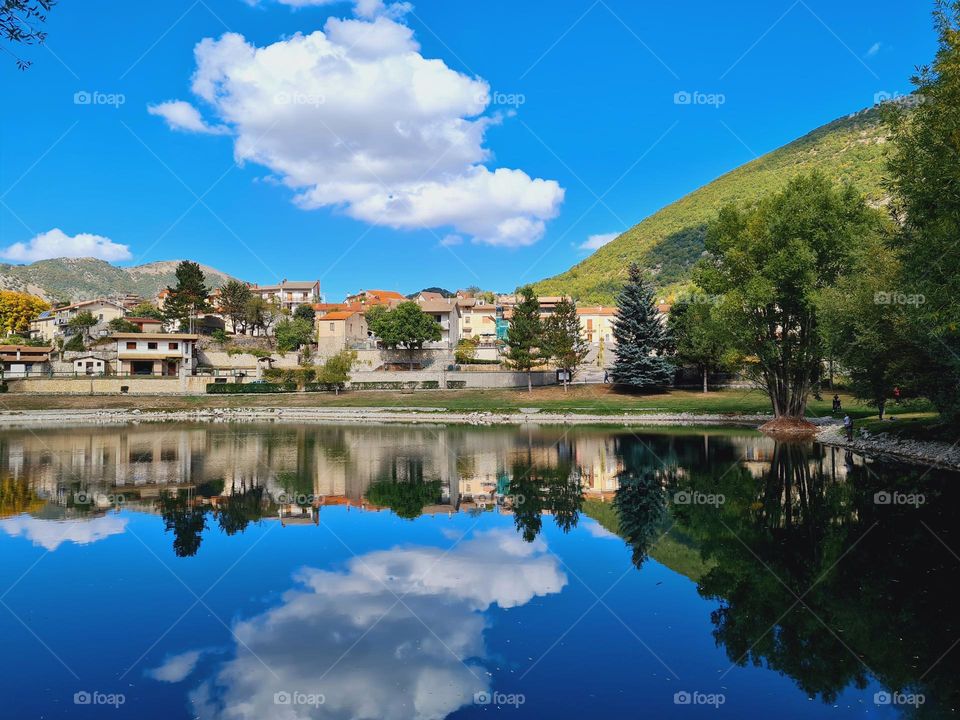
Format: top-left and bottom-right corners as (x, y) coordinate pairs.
(611, 436), (672, 568)
(159, 490), (207, 558)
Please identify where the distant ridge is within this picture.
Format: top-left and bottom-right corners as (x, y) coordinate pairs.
(0, 257), (239, 303)
(534, 105), (891, 304)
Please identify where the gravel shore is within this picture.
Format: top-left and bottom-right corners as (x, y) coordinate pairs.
(816, 422), (960, 470)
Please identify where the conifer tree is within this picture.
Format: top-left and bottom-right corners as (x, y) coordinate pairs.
(505, 286), (543, 392)
(164, 261), (210, 333)
(544, 297), (590, 390)
(610, 264), (672, 389)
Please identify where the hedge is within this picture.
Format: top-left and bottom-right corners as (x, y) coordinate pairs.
(446, 381), (467, 389)
(206, 382), (291, 394)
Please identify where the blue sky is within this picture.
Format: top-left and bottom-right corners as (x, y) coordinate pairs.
(0, 0), (936, 301)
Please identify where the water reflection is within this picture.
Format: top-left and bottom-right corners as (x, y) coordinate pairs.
(1, 424), (957, 717)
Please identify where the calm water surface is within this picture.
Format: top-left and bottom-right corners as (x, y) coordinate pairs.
(0, 423), (956, 719)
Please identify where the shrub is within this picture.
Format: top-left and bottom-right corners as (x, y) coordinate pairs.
(212, 329), (228, 344)
(454, 337), (479, 364)
(206, 382), (290, 394)
(446, 380), (467, 389)
(64, 334), (85, 351)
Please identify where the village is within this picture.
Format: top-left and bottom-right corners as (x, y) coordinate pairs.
(0, 269), (671, 395)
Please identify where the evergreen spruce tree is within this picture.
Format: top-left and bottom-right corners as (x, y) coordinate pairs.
(505, 286), (543, 392)
(164, 261), (210, 333)
(544, 297), (590, 391)
(610, 263), (672, 389)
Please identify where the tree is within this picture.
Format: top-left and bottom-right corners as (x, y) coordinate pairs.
(67, 311), (97, 345)
(317, 350), (356, 390)
(543, 298), (590, 390)
(454, 337), (479, 364)
(275, 317), (314, 353)
(885, 1), (960, 423)
(64, 334), (85, 351)
(504, 286), (543, 392)
(164, 261), (210, 333)
(696, 173), (885, 421)
(367, 301), (441, 368)
(107, 318), (140, 334)
(1, 0), (55, 70)
(668, 299), (734, 393)
(0, 290), (48, 335)
(244, 296), (281, 339)
(293, 303), (316, 323)
(610, 264), (672, 390)
(130, 302), (165, 321)
(219, 280), (252, 334)
(817, 237), (908, 420)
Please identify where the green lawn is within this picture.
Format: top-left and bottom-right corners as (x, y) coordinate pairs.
(856, 412), (957, 442)
(0, 385), (891, 418)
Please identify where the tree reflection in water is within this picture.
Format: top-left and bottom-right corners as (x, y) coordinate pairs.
(611, 437), (960, 716)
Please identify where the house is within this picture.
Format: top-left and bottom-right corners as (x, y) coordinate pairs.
(317, 311), (368, 353)
(125, 317), (166, 333)
(113, 333), (198, 377)
(72, 354), (107, 376)
(51, 299), (127, 340)
(344, 289), (405, 307)
(416, 297), (460, 346)
(0, 345), (53, 378)
(577, 307), (618, 345)
(252, 280), (321, 312)
(416, 291), (446, 302)
(458, 301), (500, 343)
(29, 310), (56, 343)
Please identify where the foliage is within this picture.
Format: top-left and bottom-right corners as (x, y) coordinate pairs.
(219, 280), (252, 334)
(543, 297), (590, 383)
(504, 286), (543, 391)
(130, 302), (165, 320)
(211, 329), (228, 344)
(366, 477), (442, 519)
(164, 261), (210, 332)
(0, 290), (49, 335)
(667, 298), (736, 392)
(1, 0), (54, 69)
(317, 350), (356, 388)
(107, 317), (140, 333)
(366, 301), (441, 366)
(67, 311), (98, 344)
(696, 173), (887, 418)
(293, 303), (316, 323)
(454, 336), (480, 364)
(610, 264), (672, 389)
(275, 317), (314, 352)
(244, 296), (282, 338)
(63, 334), (85, 351)
(885, 2), (960, 423)
(535, 108), (890, 303)
(507, 460), (582, 542)
(409, 286), (454, 298)
(206, 382), (291, 394)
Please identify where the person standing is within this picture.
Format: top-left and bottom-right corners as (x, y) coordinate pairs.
(843, 414), (853, 442)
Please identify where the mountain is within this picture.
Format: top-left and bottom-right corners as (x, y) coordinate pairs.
(0, 258), (239, 303)
(535, 106), (891, 304)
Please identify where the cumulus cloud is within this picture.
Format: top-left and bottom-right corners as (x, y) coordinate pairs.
(147, 100), (230, 135)
(0, 515), (128, 551)
(154, 10), (564, 246)
(185, 529), (566, 719)
(579, 231), (620, 251)
(0, 228), (132, 263)
(146, 650), (204, 683)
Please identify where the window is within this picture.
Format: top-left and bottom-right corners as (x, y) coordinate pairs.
(168, 342), (179, 350)
(465, 316), (471, 324)
(126, 342), (137, 350)
(147, 342), (158, 350)
(329, 323), (335, 331)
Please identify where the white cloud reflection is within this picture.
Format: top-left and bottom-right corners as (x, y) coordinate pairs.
(187, 529), (566, 719)
(0, 515), (128, 551)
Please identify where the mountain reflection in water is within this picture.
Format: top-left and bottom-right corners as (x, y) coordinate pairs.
(0, 423), (957, 718)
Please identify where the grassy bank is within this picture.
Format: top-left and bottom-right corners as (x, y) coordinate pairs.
(0, 385), (884, 418)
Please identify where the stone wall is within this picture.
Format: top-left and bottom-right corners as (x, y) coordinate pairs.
(348, 369), (555, 389)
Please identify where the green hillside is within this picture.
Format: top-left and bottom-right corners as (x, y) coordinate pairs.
(535, 106), (890, 304)
(0, 258), (238, 303)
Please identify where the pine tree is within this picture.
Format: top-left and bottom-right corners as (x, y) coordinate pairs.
(505, 286), (543, 392)
(164, 261), (210, 333)
(610, 264), (672, 389)
(544, 297), (590, 390)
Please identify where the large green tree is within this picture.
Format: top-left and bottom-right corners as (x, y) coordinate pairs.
(886, 0), (960, 423)
(668, 298), (734, 393)
(164, 261), (210, 333)
(219, 280), (252, 335)
(67, 311), (97, 345)
(543, 297), (590, 390)
(366, 301), (442, 368)
(610, 264), (672, 390)
(696, 173), (885, 420)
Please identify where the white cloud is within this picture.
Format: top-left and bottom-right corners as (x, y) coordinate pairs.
(146, 650), (204, 683)
(147, 100), (230, 135)
(0, 228), (132, 263)
(439, 234), (463, 247)
(247, 0), (410, 19)
(583, 519), (619, 540)
(156, 11), (564, 247)
(0, 515), (128, 551)
(866, 42), (882, 57)
(185, 529), (566, 719)
(579, 231), (620, 251)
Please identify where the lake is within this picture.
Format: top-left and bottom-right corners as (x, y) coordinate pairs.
(0, 422), (956, 718)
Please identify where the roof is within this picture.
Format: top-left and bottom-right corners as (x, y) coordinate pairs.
(34, 310), (54, 320)
(657, 303), (672, 314)
(0, 345), (51, 362)
(254, 280), (319, 291)
(418, 291), (445, 301)
(117, 352), (185, 360)
(465, 303), (496, 312)
(418, 299), (456, 312)
(112, 333), (199, 340)
(55, 298), (125, 312)
(125, 316), (164, 324)
(576, 306), (617, 316)
(350, 289), (405, 301)
(321, 311), (359, 321)
(0, 344), (52, 352)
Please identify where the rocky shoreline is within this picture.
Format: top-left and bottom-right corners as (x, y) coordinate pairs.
(816, 422), (960, 470)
